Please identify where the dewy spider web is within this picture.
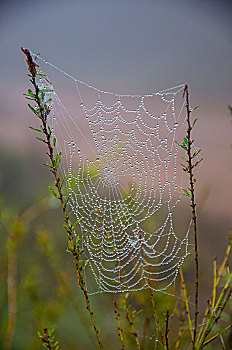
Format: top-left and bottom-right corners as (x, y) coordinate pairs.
(34, 53), (193, 295)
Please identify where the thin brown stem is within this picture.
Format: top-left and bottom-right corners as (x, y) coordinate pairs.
(123, 294), (141, 350)
(165, 309), (170, 350)
(114, 298), (125, 350)
(184, 85), (199, 347)
(174, 301), (185, 350)
(22, 47), (103, 350)
(139, 231), (165, 347)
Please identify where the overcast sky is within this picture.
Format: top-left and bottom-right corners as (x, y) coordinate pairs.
(0, 0), (231, 230)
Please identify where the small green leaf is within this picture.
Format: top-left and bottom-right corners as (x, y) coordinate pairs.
(63, 224), (72, 234)
(24, 96), (35, 100)
(183, 137), (188, 146)
(192, 117), (198, 127)
(73, 217), (82, 229)
(79, 230), (88, 243)
(132, 309), (143, 318)
(193, 149), (201, 158)
(36, 137), (47, 144)
(175, 140), (187, 150)
(29, 126), (41, 132)
(192, 105), (199, 112)
(54, 151), (62, 169)
(53, 137), (56, 148)
(28, 89), (34, 97)
(125, 292), (129, 299)
(28, 104), (38, 115)
(49, 185), (57, 198)
(45, 162), (54, 168)
(193, 158), (203, 168)
(41, 88), (54, 92)
(183, 189), (191, 197)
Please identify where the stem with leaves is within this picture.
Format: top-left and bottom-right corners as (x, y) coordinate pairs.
(121, 293), (141, 350)
(176, 84), (202, 347)
(21, 47), (103, 350)
(37, 328), (61, 350)
(114, 298), (125, 350)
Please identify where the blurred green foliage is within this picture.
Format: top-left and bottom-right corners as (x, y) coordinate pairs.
(0, 150), (231, 349)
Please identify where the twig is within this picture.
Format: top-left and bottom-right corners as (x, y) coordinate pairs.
(139, 231), (165, 347)
(183, 85), (199, 347)
(196, 276), (232, 349)
(203, 323), (232, 347)
(114, 298), (125, 350)
(123, 294), (141, 350)
(165, 309), (170, 350)
(21, 47), (103, 350)
(179, 267), (194, 341)
(174, 299), (185, 350)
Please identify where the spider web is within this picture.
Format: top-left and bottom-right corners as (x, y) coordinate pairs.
(35, 55), (193, 295)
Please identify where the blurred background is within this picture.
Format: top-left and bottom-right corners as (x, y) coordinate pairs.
(0, 0), (232, 349)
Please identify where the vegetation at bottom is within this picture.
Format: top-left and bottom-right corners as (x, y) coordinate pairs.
(0, 48), (232, 349)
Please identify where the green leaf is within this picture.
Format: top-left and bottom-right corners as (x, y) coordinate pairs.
(49, 186), (57, 198)
(193, 149), (201, 158)
(192, 105), (199, 112)
(193, 158), (203, 168)
(63, 224), (72, 234)
(183, 189), (191, 197)
(36, 137), (47, 144)
(175, 140), (187, 150)
(132, 309), (143, 318)
(79, 230), (88, 243)
(29, 126), (41, 132)
(41, 88), (54, 92)
(73, 217), (82, 229)
(28, 104), (38, 115)
(28, 89), (34, 97)
(183, 137), (188, 146)
(45, 162), (54, 168)
(24, 96), (35, 100)
(192, 117), (198, 127)
(54, 151), (62, 169)
(78, 260), (89, 269)
(125, 292), (129, 299)
(53, 137), (56, 148)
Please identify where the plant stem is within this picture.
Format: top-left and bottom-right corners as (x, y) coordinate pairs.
(123, 294), (141, 350)
(114, 298), (125, 350)
(165, 309), (170, 350)
(196, 275), (232, 349)
(139, 231), (165, 347)
(184, 85), (199, 347)
(21, 47), (103, 350)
